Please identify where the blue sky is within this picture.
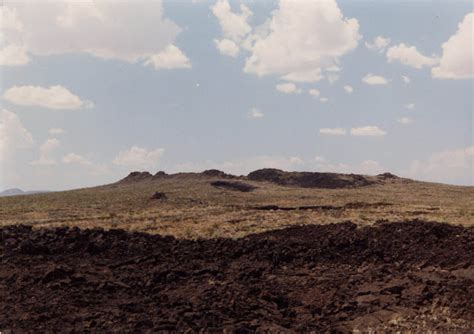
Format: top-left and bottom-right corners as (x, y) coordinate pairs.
(0, 0), (472, 190)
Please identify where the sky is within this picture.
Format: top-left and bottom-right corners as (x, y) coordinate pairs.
(0, 0), (473, 191)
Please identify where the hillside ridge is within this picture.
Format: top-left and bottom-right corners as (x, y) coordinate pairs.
(117, 168), (404, 189)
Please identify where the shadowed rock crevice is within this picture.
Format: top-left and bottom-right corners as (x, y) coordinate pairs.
(211, 180), (256, 192)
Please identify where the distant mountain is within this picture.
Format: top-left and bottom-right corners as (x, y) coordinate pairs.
(0, 188), (49, 197)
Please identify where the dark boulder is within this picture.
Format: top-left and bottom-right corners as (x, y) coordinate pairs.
(151, 192), (167, 200)
(377, 172), (398, 179)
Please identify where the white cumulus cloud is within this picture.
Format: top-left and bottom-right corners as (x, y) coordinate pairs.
(365, 36), (390, 52)
(0, 7), (29, 66)
(214, 38), (239, 57)
(113, 146), (165, 169)
(350, 126), (386, 136)
(402, 75), (411, 84)
(276, 82), (301, 94)
(244, 0), (360, 83)
(3, 85), (92, 110)
(0, 109), (33, 161)
(405, 103), (415, 110)
(144, 44), (191, 70)
(0, 1), (190, 70)
(386, 43), (438, 69)
(31, 138), (60, 166)
(0, 44), (30, 66)
(211, 0), (360, 83)
(362, 74), (389, 85)
(343, 85), (353, 94)
(211, 0), (252, 43)
(0, 6), (24, 32)
(432, 13), (473, 79)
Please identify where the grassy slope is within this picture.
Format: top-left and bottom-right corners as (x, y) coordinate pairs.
(0, 174), (472, 238)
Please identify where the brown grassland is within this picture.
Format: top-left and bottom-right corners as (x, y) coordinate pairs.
(1, 172), (472, 238)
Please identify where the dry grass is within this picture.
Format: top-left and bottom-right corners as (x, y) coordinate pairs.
(352, 303), (474, 333)
(0, 174), (473, 239)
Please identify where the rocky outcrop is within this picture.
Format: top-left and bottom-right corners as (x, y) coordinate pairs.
(201, 169), (236, 178)
(247, 168), (375, 189)
(118, 171), (153, 184)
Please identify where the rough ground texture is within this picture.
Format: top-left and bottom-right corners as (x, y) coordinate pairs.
(1, 221), (473, 333)
(247, 168), (378, 189)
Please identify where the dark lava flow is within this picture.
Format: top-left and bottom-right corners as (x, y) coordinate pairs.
(1, 220), (473, 332)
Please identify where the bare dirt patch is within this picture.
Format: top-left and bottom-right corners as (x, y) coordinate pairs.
(1, 220), (473, 332)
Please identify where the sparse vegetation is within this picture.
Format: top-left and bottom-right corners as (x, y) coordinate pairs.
(0, 172), (472, 239)
(1, 172), (473, 332)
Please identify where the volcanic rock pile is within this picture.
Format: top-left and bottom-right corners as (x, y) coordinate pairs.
(247, 168), (376, 189)
(1, 220), (473, 332)
(117, 168), (404, 190)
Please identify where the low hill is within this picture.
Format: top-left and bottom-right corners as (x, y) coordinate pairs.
(0, 169), (472, 238)
(0, 188), (49, 197)
(117, 168), (402, 189)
